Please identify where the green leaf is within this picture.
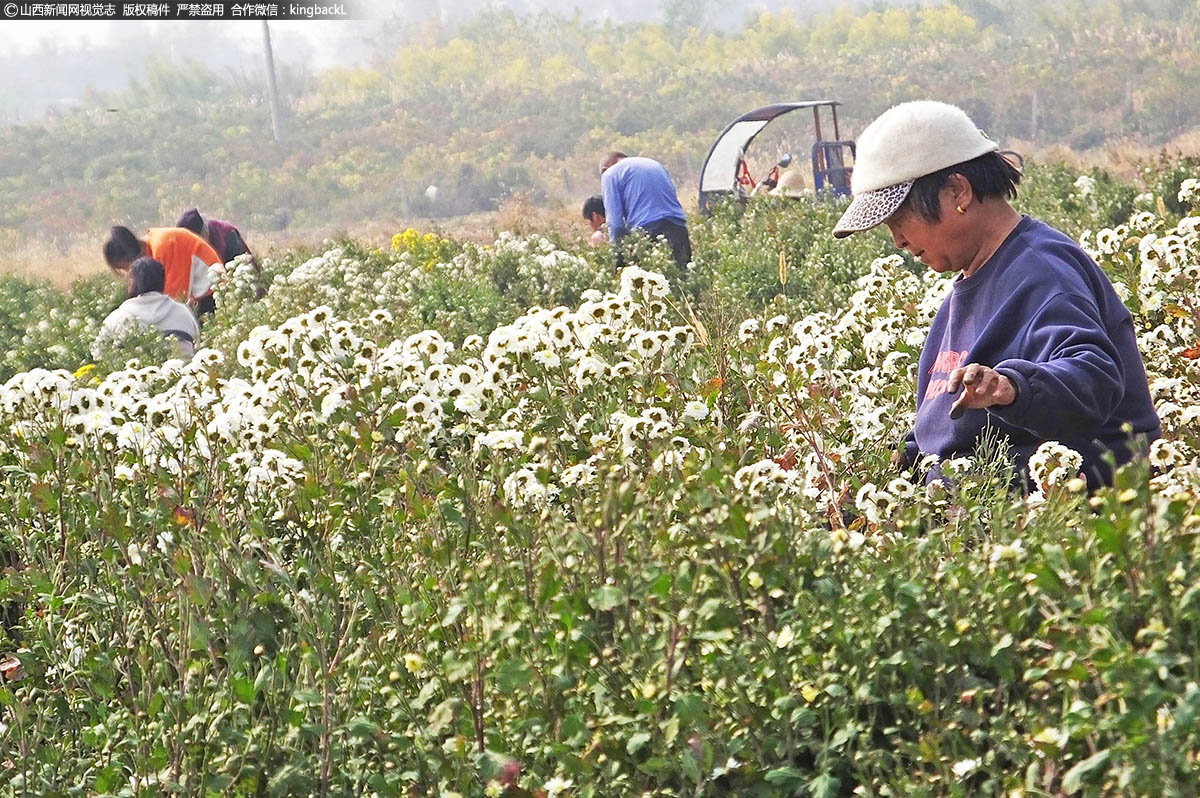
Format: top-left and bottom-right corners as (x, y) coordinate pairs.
(626, 731), (652, 755)
(443, 656), (472, 683)
(345, 716), (379, 738)
(441, 599), (465, 627)
(681, 749), (701, 783)
(764, 767), (806, 786)
(292, 689), (322, 707)
(696, 597), (723, 619)
(1062, 749), (1111, 793)
(495, 659), (533, 693)
(591, 585), (625, 611)
(232, 675), (256, 705)
(427, 697), (458, 735)
(440, 500), (465, 530)
(649, 571), (673, 599)
(808, 774), (841, 798)
(673, 692), (706, 726)
(1093, 517), (1122, 556)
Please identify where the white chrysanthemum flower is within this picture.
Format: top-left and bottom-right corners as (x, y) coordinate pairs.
(573, 355), (606, 388)
(1094, 227), (1122, 256)
(1148, 438), (1183, 469)
(560, 461), (598, 487)
(681, 400), (709, 422)
(989, 540), (1025, 567)
(452, 393), (483, 416)
(1027, 441), (1083, 487)
(405, 393), (437, 419)
(1177, 177), (1200, 205)
(737, 411), (764, 434)
(631, 332), (663, 359)
(609, 360), (637, 378)
(619, 265), (669, 299)
(319, 389), (348, 419)
(503, 467), (558, 508)
(532, 349), (561, 368)
(476, 429), (523, 451)
(765, 314), (788, 333)
(543, 776), (574, 797)
(738, 318), (760, 342)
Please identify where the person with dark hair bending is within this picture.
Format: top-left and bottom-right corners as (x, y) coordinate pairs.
(103, 225), (219, 315)
(96, 257), (201, 358)
(834, 100), (1160, 489)
(581, 195), (606, 246)
(176, 208), (256, 267)
(599, 151), (691, 269)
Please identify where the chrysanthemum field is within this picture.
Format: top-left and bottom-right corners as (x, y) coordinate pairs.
(1, 165), (1198, 797)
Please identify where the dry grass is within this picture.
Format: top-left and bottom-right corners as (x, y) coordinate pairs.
(1, 137), (1190, 289)
(0, 205), (599, 288)
(0, 233), (110, 289)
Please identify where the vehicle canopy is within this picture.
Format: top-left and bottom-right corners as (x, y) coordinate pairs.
(699, 100), (854, 213)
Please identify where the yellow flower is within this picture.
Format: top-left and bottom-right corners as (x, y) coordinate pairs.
(392, 228), (422, 252)
(73, 363), (97, 380)
(403, 653), (425, 674)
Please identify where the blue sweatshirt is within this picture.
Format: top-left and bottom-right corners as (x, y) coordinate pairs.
(601, 156), (687, 242)
(910, 216), (1160, 488)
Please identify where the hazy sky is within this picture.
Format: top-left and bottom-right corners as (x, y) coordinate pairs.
(0, 0), (843, 55)
(0, 1), (851, 120)
(1, 20), (376, 65)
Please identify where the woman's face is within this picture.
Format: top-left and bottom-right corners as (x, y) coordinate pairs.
(883, 183), (972, 274)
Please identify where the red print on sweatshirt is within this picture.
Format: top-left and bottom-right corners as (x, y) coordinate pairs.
(924, 349), (969, 401)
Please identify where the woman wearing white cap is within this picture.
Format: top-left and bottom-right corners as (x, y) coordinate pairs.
(835, 100), (1160, 489)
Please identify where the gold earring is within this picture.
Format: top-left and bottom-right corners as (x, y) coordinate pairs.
(956, 205), (965, 214)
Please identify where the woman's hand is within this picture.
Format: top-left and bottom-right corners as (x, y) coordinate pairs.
(947, 363), (1017, 419)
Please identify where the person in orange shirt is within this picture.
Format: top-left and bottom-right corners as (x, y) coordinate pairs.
(103, 225), (218, 315)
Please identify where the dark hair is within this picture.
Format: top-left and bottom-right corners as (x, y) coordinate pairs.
(176, 208), (204, 235)
(127, 256), (166, 297)
(599, 151), (628, 173)
(582, 195), (605, 220)
(103, 225), (142, 270)
(900, 151), (1022, 223)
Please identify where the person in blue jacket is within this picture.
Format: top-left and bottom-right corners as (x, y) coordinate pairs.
(833, 100), (1160, 489)
(599, 151), (691, 269)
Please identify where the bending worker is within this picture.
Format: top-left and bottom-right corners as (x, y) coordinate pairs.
(103, 225), (219, 315)
(582, 195), (607, 246)
(599, 151), (691, 269)
(96, 257), (201, 359)
(176, 208), (256, 267)
(833, 100), (1160, 489)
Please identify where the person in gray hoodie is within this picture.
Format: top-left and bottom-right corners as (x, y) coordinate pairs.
(96, 257), (201, 359)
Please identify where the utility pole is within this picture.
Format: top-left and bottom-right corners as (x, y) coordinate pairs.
(1030, 89), (1038, 142)
(262, 21), (283, 144)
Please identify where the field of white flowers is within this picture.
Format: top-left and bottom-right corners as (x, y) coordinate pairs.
(0, 166), (1198, 797)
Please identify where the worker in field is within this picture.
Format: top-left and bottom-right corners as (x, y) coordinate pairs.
(95, 257), (201, 359)
(833, 100), (1160, 489)
(103, 225), (219, 316)
(769, 168), (808, 198)
(176, 208), (257, 268)
(581, 195), (607, 246)
(599, 151), (691, 269)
